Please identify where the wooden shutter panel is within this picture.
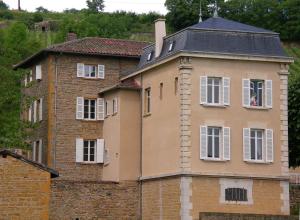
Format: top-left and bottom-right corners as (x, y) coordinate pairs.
(266, 129), (274, 162)
(265, 80), (273, 108)
(36, 65), (42, 80)
(200, 126), (207, 159)
(98, 65), (105, 79)
(223, 127), (230, 160)
(39, 98), (43, 121)
(200, 76), (207, 104)
(76, 138), (83, 163)
(76, 97), (84, 119)
(38, 139), (43, 163)
(28, 105), (32, 122)
(96, 139), (104, 163)
(223, 77), (230, 105)
(97, 98), (105, 120)
(33, 100), (37, 122)
(243, 128), (251, 161)
(77, 63), (84, 77)
(243, 79), (250, 107)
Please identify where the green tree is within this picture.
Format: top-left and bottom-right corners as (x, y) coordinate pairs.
(0, 1), (9, 10)
(86, 0), (105, 12)
(36, 6), (49, 13)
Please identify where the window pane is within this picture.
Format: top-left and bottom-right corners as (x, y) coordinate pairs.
(84, 141), (89, 161)
(84, 100), (89, 119)
(90, 141), (95, 161)
(90, 100), (96, 119)
(214, 84), (219, 103)
(214, 135), (219, 158)
(251, 138), (256, 160)
(90, 66), (96, 77)
(207, 84), (212, 103)
(257, 138), (263, 160)
(208, 136), (212, 158)
(208, 127), (213, 135)
(257, 82), (263, 106)
(84, 65), (90, 77)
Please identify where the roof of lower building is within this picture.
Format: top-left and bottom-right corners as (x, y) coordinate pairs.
(0, 149), (59, 178)
(137, 17), (291, 70)
(99, 79), (141, 94)
(14, 37), (150, 69)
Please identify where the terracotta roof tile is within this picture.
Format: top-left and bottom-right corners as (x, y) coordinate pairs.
(99, 79), (141, 94)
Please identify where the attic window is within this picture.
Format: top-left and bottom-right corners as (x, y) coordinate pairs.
(147, 52), (153, 61)
(168, 41), (174, 52)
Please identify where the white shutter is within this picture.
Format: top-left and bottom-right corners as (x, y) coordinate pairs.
(200, 126), (207, 159)
(38, 139), (43, 163)
(242, 79), (250, 107)
(39, 98), (43, 121)
(98, 65), (105, 79)
(29, 70), (33, 82)
(36, 65), (42, 80)
(32, 141), (36, 161)
(266, 129), (274, 162)
(96, 139), (104, 163)
(243, 128), (251, 161)
(265, 80), (273, 108)
(77, 63), (84, 77)
(28, 105), (32, 122)
(76, 138), (84, 163)
(76, 97), (84, 120)
(33, 100), (37, 123)
(24, 75), (27, 87)
(223, 127), (230, 160)
(113, 98), (118, 114)
(200, 76), (207, 104)
(97, 98), (105, 120)
(223, 77), (230, 105)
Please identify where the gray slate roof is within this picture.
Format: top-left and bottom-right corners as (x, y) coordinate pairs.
(137, 17), (289, 70)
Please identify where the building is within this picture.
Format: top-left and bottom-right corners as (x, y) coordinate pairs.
(15, 16), (293, 219)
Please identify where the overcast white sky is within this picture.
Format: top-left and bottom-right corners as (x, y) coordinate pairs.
(4, 0), (168, 14)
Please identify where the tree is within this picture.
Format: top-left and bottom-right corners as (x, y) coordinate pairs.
(0, 1), (9, 10)
(86, 0), (104, 12)
(36, 6), (49, 13)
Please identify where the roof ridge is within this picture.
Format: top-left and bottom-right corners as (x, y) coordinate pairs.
(78, 36), (151, 44)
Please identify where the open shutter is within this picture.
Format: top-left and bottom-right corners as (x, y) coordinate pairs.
(265, 80), (273, 108)
(223, 77), (230, 105)
(200, 76), (207, 104)
(76, 138), (83, 163)
(39, 98), (43, 121)
(76, 97), (84, 119)
(32, 141), (36, 161)
(77, 63), (84, 77)
(243, 79), (250, 107)
(200, 126), (207, 159)
(266, 129), (274, 162)
(223, 127), (230, 160)
(98, 65), (105, 79)
(97, 98), (104, 120)
(28, 105), (32, 122)
(33, 100), (37, 122)
(38, 139), (43, 163)
(36, 65), (42, 80)
(243, 128), (251, 161)
(96, 139), (104, 163)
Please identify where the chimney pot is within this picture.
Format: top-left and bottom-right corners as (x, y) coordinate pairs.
(66, 32), (77, 42)
(155, 18), (166, 58)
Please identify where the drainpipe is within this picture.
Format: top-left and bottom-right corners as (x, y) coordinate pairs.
(139, 73), (143, 220)
(53, 55), (59, 169)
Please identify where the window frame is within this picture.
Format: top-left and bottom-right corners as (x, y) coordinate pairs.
(147, 52), (153, 61)
(83, 99), (96, 120)
(207, 77), (222, 105)
(225, 188), (248, 202)
(250, 129), (264, 162)
(168, 41), (174, 52)
(207, 126), (221, 160)
(144, 87), (151, 115)
(84, 64), (97, 79)
(83, 140), (96, 163)
(250, 79), (264, 107)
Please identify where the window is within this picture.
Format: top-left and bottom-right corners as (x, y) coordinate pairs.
(207, 77), (221, 104)
(36, 65), (42, 80)
(159, 83), (163, 100)
(175, 77), (178, 95)
(145, 88), (151, 114)
(207, 127), (221, 159)
(33, 139), (42, 163)
(168, 41), (174, 52)
(84, 65), (97, 78)
(83, 140), (96, 162)
(36, 98), (43, 121)
(225, 188), (248, 202)
(105, 101), (109, 116)
(84, 99), (96, 120)
(112, 98), (118, 114)
(24, 70), (32, 86)
(250, 80), (263, 107)
(250, 129), (263, 161)
(147, 52), (153, 61)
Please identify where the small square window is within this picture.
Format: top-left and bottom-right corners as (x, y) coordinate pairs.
(225, 188), (248, 202)
(168, 41), (174, 52)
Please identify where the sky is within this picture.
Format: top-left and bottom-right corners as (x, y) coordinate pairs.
(3, 0), (168, 14)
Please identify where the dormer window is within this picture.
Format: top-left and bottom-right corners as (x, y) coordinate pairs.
(168, 41), (174, 52)
(147, 52), (153, 61)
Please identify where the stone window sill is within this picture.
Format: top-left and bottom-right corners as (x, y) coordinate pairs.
(244, 160), (272, 164)
(244, 106), (270, 110)
(201, 158), (228, 162)
(201, 104), (227, 108)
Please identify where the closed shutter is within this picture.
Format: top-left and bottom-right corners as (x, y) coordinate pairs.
(33, 100), (37, 122)
(243, 79), (250, 107)
(243, 128), (251, 161)
(32, 141), (36, 161)
(223, 77), (230, 105)
(76, 97), (84, 119)
(36, 65), (42, 80)
(77, 63), (84, 77)
(39, 98), (43, 121)
(265, 80), (273, 108)
(28, 105), (32, 122)
(97, 98), (105, 120)
(98, 65), (105, 79)
(266, 129), (274, 162)
(200, 76), (207, 104)
(113, 98), (118, 114)
(96, 139), (104, 163)
(76, 138), (83, 163)
(200, 126), (207, 159)
(38, 139), (43, 163)
(223, 127), (231, 160)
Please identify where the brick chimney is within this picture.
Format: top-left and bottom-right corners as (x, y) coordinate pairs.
(154, 18), (166, 58)
(66, 32), (77, 42)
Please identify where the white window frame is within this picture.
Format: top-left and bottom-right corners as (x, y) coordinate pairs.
(112, 98), (118, 115)
(250, 129), (264, 161)
(207, 77), (222, 105)
(83, 140), (97, 163)
(84, 64), (97, 78)
(145, 88), (151, 114)
(147, 52), (153, 61)
(207, 127), (221, 160)
(32, 139), (42, 163)
(83, 99), (97, 120)
(250, 80), (264, 107)
(168, 41), (174, 52)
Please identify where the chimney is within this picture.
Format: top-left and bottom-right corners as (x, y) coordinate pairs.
(155, 18), (166, 58)
(66, 32), (77, 42)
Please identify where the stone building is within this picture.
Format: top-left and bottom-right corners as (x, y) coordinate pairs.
(14, 15), (293, 219)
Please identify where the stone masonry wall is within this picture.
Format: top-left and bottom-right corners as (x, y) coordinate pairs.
(199, 213), (298, 220)
(50, 180), (139, 220)
(0, 156), (51, 220)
